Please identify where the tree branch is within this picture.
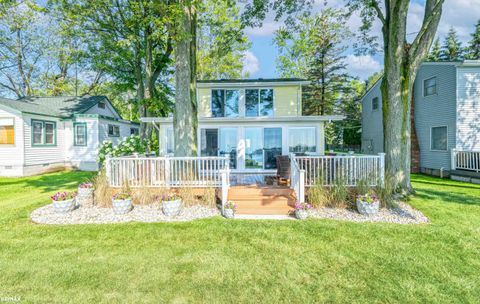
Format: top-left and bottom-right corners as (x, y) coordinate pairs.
(371, 0), (386, 25)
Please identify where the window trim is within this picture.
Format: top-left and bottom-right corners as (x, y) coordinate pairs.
(372, 97), (379, 111)
(423, 76), (438, 97)
(0, 117), (15, 146)
(31, 119), (57, 147)
(130, 127), (139, 135)
(74, 122), (87, 146)
(430, 125), (448, 152)
(245, 87), (275, 117)
(108, 124), (120, 137)
(210, 88), (240, 118)
(98, 101), (106, 109)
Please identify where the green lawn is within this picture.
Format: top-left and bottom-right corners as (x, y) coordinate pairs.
(0, 171), (479, 303)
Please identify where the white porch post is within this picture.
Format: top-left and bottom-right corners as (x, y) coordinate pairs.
(299, 169), (305, 203)
(165, 155), (171, 188)
(379, 153), (385, 187)
(105, 154), (111, 186)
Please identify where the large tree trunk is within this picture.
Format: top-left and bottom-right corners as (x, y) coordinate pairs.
(174, 0), (198, 157)
(379, 0), (443, 192)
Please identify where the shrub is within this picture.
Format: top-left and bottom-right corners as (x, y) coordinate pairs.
(97, 135), (150, 165)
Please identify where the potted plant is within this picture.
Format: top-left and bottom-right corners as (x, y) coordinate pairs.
(77, 183), (94, 207)
(294, 202), (312, 220)
(161, 193), (182, 217)
(356, 193), (380, 215)
(112, 193), (133, 215)
(51, 191), (77, 213)
(223, 201), (236, 219)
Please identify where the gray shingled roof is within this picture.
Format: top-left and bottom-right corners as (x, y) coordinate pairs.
(0, 96), (109, 118)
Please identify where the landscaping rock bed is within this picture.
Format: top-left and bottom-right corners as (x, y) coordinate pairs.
(31, 205), (220, 225)
(310, 201), (429, 224)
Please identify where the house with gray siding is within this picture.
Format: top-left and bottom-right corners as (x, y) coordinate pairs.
(361, 60), (480, 179)
(0, 96), (139, 177)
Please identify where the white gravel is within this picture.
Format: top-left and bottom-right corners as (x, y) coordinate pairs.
(31, 204), (220, 225)
(310, 201), (429, 224)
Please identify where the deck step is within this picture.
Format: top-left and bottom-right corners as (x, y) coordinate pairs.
(228, 185), (294, 197)
(227, 185), (296, 215)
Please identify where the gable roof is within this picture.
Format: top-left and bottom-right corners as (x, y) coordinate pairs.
(0, 95), (113, 118)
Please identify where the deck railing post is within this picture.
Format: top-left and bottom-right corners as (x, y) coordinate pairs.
(451, 148), (457, 171)
(299, 169), (305, 203)
(379, 153), (385, 187)
(165, 156), (171, 188)
(105, 154), (111, 186)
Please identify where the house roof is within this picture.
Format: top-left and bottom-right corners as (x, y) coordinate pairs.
(0, 95), (110, 118)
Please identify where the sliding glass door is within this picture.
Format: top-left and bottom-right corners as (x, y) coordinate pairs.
(201, 128), (237, 169)
(245, 127), (282, 170)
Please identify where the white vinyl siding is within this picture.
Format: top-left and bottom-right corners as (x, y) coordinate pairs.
(456, 67), (480, 151)
(0, 108), (24, 176)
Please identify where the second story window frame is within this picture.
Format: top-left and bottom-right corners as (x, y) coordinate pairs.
(31, 119), (57, 147)
(423, 76), (437, 97)
(372, 97), (379, 111)
(211, 89), (240, 118)
(108, 124), (120, 137)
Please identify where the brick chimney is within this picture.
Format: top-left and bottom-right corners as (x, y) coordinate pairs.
(411, 92), (420, 173)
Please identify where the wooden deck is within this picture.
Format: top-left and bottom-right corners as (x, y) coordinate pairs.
(227, 185), (296, 215)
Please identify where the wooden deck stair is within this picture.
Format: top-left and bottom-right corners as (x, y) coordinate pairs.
(227, 185), (296, 215)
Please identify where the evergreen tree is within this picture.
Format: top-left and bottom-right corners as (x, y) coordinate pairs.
(428, 38), (441, 61)
(465, 20), (480, 60)
(440, 27), (463, 61)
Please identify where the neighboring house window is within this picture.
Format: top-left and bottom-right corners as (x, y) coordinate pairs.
(98, 102), (106, 109)
(32, 119), (56, 146)
(166, 128), (174, 154)
(372, 97), (379, 110)
(0, 118), (14, 145)
(74, 123), (87, 146)
(246, 89), (274, 117)
(211, 89), (239, 117)
(108, 124), (120, 137)
(424, 77), (437, 96)
(431, 126), (447, 151)
(288, 127), (316, 153)
(130, 128), (139, 135)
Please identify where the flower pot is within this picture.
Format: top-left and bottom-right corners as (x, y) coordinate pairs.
(162, 199), (182, 217)
(223, 208), (235, 219)
(77, 187), (94, 207)
(52, 198), (76, 213)
(112, 199), (133, 215)
(295, 209), (309, 220)
(356, 199), (380, 215)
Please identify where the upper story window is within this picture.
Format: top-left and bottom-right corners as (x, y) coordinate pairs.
(423, 77), (437, 97)
(108, 124), (120, 137)
(372, 97), (379, 111)
(431, 126), (447, 151)
(211, 89), (239, 117)
(98, 101), (106, 109)
(288, 127), (316, 153)
(74, 123), (87, 146)
(32, 119), (56, 146)
(0, 118), (14, 145)
(246, 89), (273, 117)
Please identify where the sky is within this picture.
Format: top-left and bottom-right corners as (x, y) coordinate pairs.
(242, 0), (480, 80)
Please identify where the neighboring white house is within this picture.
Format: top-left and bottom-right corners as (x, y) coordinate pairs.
(0, 95), (139, 177)
(142, 78), (344, 173)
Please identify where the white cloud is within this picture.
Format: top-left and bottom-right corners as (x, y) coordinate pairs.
(345, 55), (382, 80)
(245, 21), (282, 37)
(243, 51), (260, 76)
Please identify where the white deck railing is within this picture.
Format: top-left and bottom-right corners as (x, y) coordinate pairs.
(106, 155), (230, 188)
(290, 155), (305, 203)
(292, 153), (385, 188)
(451, 149), (480, 172)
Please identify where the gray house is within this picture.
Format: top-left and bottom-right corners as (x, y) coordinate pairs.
(361, 60), (480, 179)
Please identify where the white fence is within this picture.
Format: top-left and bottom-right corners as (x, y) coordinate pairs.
(106, 156), (230, 188)
(452, 149), (480, 172)
(292, 153), (385, 186)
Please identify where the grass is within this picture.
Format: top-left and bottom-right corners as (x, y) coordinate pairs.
(0, 171), (479, 303)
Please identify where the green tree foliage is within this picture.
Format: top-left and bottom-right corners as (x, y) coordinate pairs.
(440, 27), (463, 61)
(427, 38), (441, 61)
(197, 0), (250, 79)
(274, 8), (352, 116)
(465, 20), (480, 60)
